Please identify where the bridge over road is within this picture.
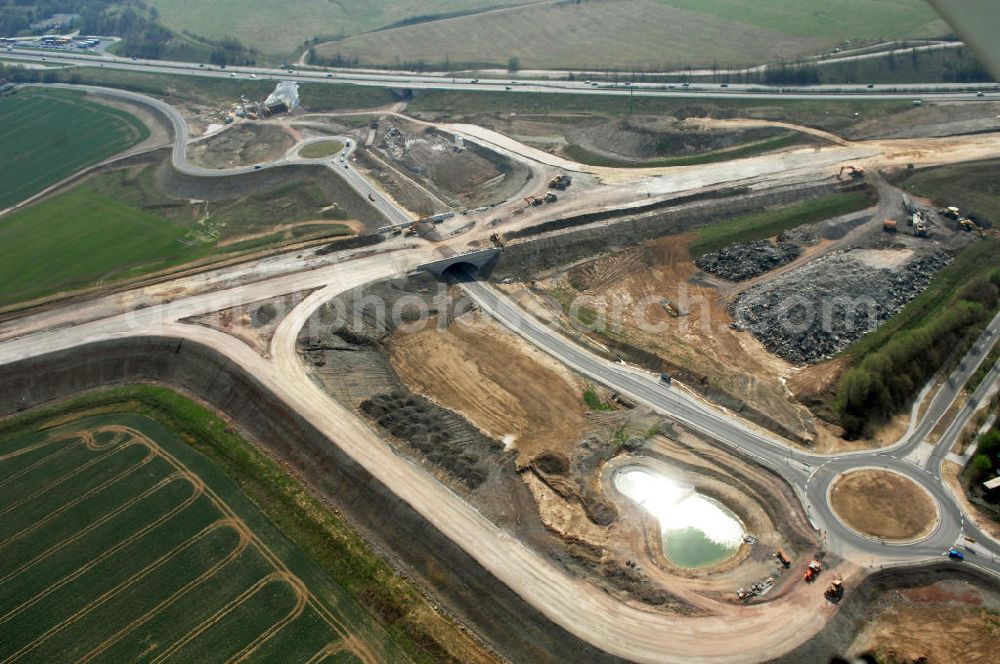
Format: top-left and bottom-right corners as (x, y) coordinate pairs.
(417, 248), (500, 278)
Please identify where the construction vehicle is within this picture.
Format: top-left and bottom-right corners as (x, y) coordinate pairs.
(804, 560), (822, 582)
(775, 549), (791, 568)
(403, 222), (420, 237)
(941, 206), (961, 220)
(882, 219), (898, 233)
(837, 165), (865, 180)
(524, 196), (544, 207)
(548, 174), (572, 190)
(958, 218), (978, 232)
(824, 578), (844, 602)
(914, 214), (929, 238)
(489, 232), (504, 250)
(543, 191), (558, 203)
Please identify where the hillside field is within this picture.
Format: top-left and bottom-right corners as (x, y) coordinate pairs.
(0, 88), (149, 209)
(314, 0), (947, 70)
(149, 0), (535, 55)
(0, 412), (408, 663)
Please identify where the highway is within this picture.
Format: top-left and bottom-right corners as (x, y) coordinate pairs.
(3, 48), (998, 102)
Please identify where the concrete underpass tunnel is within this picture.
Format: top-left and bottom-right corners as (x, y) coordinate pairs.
(440, 260), (492, 283)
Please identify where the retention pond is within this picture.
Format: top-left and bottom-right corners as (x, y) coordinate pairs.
(614, 467), (745, 568)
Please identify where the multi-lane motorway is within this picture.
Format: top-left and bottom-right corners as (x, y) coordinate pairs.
(3, 47), (998, 102)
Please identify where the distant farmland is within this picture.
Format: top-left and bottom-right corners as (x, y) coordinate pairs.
(0, 413), (408, 663)
(0, 88), (149, 209)
(149, 0), (535, 55)
(314, 0), (947, 70)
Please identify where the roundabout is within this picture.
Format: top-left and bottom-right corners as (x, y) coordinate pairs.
(828, 468), (940, 543)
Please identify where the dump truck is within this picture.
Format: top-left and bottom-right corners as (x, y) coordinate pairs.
(882, 219), (898, 233)
(548, 174), (572, 190)
(838, 165), (865, 180)
(941, 206), (961, 220)
(824, 578), (844, 602)
(914, 216), (929, 238)
(775, 549), (791, 568)
(524, 196), (544, 207)
(804, 560), (822, 582)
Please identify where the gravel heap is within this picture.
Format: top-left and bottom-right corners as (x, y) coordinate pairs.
(695, 238), (803, 281)
(732, 249), (952, 364)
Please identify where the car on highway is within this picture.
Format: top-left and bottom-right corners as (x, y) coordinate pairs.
(339, 156), (345, 162)
(978, 91), (986, 97)
(229, 72), (236, 78)
(326, 73), (333, 78)
(867, 83), (875, 88)
(253, 165), (262, 170)
(948, 548), (965, 560)
(250, 73), (257, 78)
(504, 86), (511, 90)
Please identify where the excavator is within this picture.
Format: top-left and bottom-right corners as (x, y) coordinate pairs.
(489, 232), (504, 251)
(837, 165), (865, 180)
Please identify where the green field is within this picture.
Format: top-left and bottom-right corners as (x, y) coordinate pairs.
(300, 140), (346, 159)
(0, 164), (358, 309)
(0, 88), (149, 209)
(149, 0), (533, 55)
(688, 190), (873, 257)
(0, 386), (492, 663)
(314, 0), (946, 70)
(0, 411), (409, 663)
(656, 0), (944, 40)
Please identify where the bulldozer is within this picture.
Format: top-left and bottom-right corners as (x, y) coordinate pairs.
(824, 578), (844, 602)
(837, 165), (865, 180)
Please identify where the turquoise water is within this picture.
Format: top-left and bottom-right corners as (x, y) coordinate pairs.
(614, 468), (744, 569)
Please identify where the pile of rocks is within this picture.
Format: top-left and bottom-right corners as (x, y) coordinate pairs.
(695, 238), (802, 281)
(732, 249), (952, 364)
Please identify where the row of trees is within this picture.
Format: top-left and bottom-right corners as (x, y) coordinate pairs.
(836, 270), (1000, 438)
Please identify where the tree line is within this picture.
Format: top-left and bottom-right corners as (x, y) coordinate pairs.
(836, 268), (1000, 438)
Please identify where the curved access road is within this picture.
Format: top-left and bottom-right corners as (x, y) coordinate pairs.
(32, 83), (411, 225)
